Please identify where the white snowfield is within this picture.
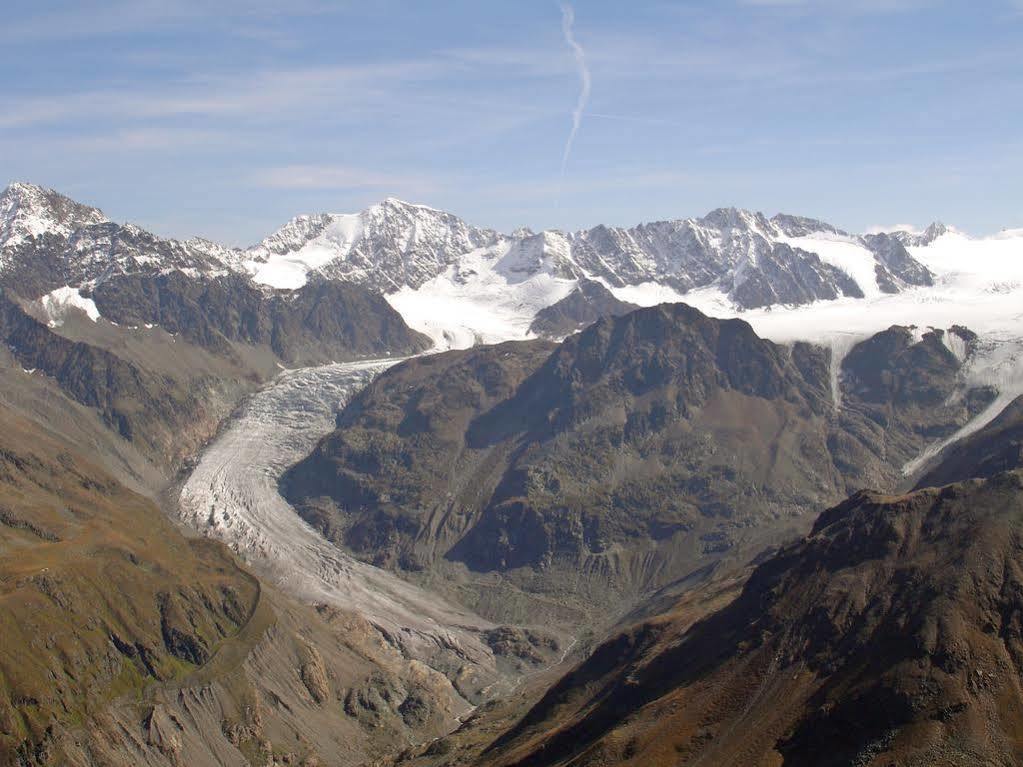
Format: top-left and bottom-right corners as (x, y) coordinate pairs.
(38, 286), (101, 326)
(386, 238), (579, 349)
(649, 229), (1023, 342)
(244, 212), (365, 290)
(777, 232), (884, 299)
(665, 229), (1023, 475)
(177, 359), (503, 687)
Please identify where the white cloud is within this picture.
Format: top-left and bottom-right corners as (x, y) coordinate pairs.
(250, 165), (437, 195)
(0, 59), (449, 129)
(558, 3), (591, 181)
(865, 223), (923, 235)
(737, 0), (935, 12)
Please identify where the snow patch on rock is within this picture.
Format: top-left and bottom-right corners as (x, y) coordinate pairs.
(39, 286), (101, 327)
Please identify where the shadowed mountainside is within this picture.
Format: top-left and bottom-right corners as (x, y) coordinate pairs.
(282, 304), (993, 626)
(476, 470), (1023, 767)
(90, 272), (431, 365)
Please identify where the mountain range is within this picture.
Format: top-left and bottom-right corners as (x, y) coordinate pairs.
(2, 180), (1023, 767)
(0, 182), (950, 347)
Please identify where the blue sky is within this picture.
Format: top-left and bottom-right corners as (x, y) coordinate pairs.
(1, 0), (1020, 244)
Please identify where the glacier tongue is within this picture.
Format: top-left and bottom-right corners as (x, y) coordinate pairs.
(177, 358), (509, 699)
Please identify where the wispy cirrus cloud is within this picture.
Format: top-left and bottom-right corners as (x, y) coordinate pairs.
(0, 0), (347, 43)
(250, 165), (439, 195)
(558, 3), (591, 184)
(0, 59), (450, 129)
(737, 0), (935, 12)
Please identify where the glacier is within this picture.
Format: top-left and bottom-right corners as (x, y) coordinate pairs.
(176, 358), (515, 705)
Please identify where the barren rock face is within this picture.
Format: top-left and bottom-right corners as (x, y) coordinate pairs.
(90, 272), (431, 364)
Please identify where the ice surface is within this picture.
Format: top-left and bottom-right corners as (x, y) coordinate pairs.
(38, 286), (101, 326)
(177, 359), (500, 670)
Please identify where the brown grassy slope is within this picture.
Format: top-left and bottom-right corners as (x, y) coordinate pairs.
(0, 404), (502, 767)
(0, 407), (259, 763)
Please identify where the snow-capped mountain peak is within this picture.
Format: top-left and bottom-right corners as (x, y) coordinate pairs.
(0, 182), (108, 248)
(245, 198), (501, 291)
(699, 206), (773, 235)
(886, 221), (957, 248)
(0, 182), (246, 297)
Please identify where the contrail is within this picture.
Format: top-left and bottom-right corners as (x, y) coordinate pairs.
(559, 3), (590, 187)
